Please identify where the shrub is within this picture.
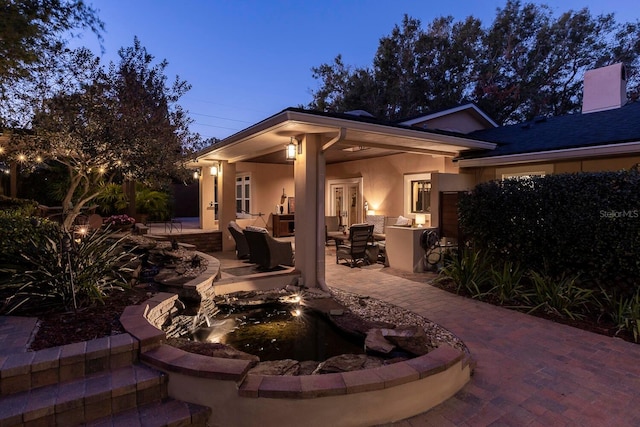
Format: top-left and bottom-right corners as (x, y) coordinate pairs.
(437, 249), (491, 298)
(459, 169), (640, 294)
(0, 195), (40, 216)
(94, 183), (128, 215)
(0, 229), (138, 315)
(601, 289), (640, 342)
(0, 210), (60, 268)
(489, 261), (531, 306)
(527, 271), (595, 320)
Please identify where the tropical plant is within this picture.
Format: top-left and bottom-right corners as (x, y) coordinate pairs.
(436, 248), (491, 298)
(94, 183), (128, 215)
(600, 288), (640, 342)
(489, 261), (531, 306)
(0, 229), (138, 315)
(135, 187), (170, 221)
(527, 271), (595, 320)
(625, 291), (640, 342)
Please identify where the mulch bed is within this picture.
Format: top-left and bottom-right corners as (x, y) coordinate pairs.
(29, 284), (155, 351)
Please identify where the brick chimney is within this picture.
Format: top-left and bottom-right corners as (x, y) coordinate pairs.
(582, 63), (627, 114)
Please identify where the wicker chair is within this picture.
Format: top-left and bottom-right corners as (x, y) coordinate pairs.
(227, 221), (250, 259)
(244, 226), (294, 270)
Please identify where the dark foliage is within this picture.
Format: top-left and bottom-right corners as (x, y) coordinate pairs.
(459, 169), (640, 295)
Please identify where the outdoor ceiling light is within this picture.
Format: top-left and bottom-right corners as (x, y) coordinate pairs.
(285, 137), (301, 160)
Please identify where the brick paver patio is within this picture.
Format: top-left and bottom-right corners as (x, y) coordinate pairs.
(325, 253), (640, 426)
(2, 245), (640, 425)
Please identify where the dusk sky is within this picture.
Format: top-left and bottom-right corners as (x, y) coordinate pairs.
(75, 1), (640, 140)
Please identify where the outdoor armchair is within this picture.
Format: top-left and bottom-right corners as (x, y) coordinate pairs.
(335, 223), (374, 267)
(227, 221), (250, 259)
(244, 226), (294, 270)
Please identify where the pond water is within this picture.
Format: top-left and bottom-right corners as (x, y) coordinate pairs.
(193, 303), (365, 362)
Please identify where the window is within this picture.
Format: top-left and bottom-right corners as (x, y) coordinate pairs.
(411, 180), (431, 213)
(236, 174), (251, 218)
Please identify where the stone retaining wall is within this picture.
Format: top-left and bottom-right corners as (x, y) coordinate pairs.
(119, 251), (473, 427)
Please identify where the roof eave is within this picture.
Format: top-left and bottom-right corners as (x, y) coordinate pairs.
(456, 140), (640, 168)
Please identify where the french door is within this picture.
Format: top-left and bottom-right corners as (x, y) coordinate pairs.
(328, 178), (363, 228)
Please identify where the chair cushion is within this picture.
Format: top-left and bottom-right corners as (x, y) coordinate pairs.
(366, 215), (385, 235)
(246, 225), (268, 233)
(394, 215), (411, 226)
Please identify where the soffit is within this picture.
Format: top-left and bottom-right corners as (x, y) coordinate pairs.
(193, 110), (495, 166)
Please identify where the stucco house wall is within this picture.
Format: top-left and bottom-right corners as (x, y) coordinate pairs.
(326, 153), (458, 218)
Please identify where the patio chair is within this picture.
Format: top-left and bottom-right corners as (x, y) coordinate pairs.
(335, 223), (374, 267)
(325, 215), (342, 244)
(244, 226), (294, 270)
(227, 221), (250, 259)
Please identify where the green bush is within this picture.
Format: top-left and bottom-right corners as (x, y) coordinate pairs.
(0, 229), (138, 315)
(489, 261), (531, 306)
(459, 170), (640, 293)
(0, 210), (60, 268)
(0, 195), (40, 216)
(527, 271), (595, 320)
(436, 248), (491, 298)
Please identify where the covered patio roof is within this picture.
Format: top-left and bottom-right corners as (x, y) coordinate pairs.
(192, 108), (496, 165)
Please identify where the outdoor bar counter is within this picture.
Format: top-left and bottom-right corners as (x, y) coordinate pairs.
(384, 226), (434, 273)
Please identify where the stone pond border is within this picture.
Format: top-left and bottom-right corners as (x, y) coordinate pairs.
(119, 251), (474, 426)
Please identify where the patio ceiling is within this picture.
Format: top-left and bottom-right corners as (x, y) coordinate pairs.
(193, 108), (496, 165)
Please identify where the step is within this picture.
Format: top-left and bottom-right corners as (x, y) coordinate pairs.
(84, 399), (211, 427)
(0, 363), (166, 426)
(0, 333), (138, 397)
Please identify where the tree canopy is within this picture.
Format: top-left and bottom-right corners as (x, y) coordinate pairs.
(5, 39), (196, 229)
(309, 1), (640, 124)
(0, 0), (103, 126)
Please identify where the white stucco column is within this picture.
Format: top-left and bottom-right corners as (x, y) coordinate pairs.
(200, 166), (216, 230)
(218, 161), (237, 251)
(294, 134), (322, 288)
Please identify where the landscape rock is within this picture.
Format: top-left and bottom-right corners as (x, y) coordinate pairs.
(382, 325), (434, 356)
(365, 329), (396, 354)
(248, 359), (300, 376)
(312, 354), (384, 374)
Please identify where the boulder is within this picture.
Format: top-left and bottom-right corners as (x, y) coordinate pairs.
(365, 329), (396, 354)
(382, 325), (434, 356)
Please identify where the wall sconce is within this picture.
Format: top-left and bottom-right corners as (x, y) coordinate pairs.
(209, 162), (219, 176)
(415, 213), (426, 227)
(285, 137), (301, 160)
(193, 169), (200, 180)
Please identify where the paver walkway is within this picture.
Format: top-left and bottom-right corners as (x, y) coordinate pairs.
(0, 315), (37, 357)
(3, 247), (640, 426)
(325, 256), (640, 426)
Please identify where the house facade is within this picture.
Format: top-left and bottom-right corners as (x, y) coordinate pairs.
(190, 62), (640, 289)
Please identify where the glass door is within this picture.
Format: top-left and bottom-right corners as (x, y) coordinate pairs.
(329, 182), (362, 228)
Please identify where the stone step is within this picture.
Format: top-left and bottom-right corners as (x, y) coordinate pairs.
(0, 333), (138, 396)
(84, 399), (211, 427)
(0, 363), (167, 426)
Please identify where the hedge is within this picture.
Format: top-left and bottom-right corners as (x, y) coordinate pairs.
(458, 169), (640, 294)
